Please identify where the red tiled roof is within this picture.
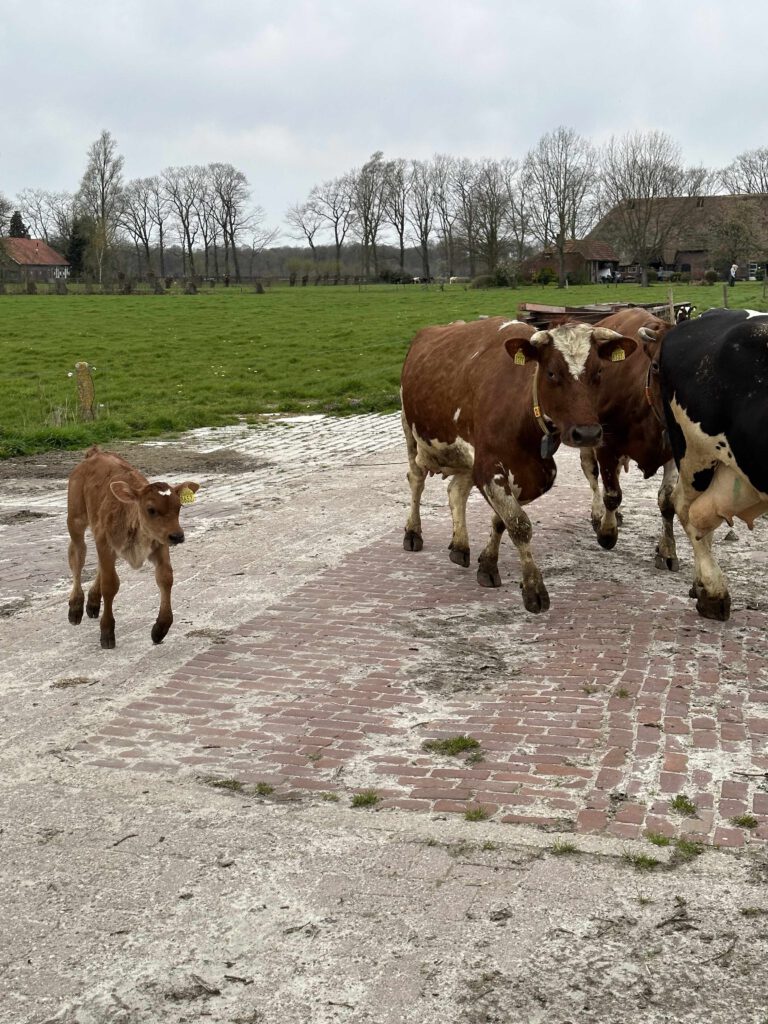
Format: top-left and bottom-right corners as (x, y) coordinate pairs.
(1, 238), (69, 267)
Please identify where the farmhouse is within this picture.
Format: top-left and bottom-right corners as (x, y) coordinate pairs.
(524, 240), (620, 284)
(588, 194), (768, 280)
(0, 237), (71, 282)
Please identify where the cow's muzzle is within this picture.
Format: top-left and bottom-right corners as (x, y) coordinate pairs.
(168, 532), (185, 545)
(566, 425), (603, 447)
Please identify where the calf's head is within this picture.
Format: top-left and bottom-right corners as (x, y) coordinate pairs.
(505, 323), (637, 448)
(110, 479), (200, 546)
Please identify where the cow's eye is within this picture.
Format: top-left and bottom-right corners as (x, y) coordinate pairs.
(547, 370), (558, 382)
(147, 507), (157, 517)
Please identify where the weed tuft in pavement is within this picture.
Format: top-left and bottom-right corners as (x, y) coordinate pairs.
(201, 776), (244, 793)
(550, 840), (579, 856)
(465, 805), (491, 822)
(351, 789), (379, 808)
(422, 735), (482, 757)
(670, 794), (697, 817)
(731, 814), (759, 830)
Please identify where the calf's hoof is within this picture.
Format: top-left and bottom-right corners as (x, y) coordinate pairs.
(100, 630), (116, 650)
(151, 622), (170, 645)
(521, 582), (550, 614)
(68, 604), (83, 626)
(449, 544), (470, 568)
(86, 602), (101, 619)
(403, 530), (423, 552)
(597, 530), (618, 551)
(695, 591), (731, 622)
(477, 563), (502, 588)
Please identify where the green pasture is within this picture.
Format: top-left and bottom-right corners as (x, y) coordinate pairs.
(0, 281), (765, 458)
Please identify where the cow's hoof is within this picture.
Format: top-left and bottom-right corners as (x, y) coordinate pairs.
(522, 584), (550, 614)
(655, 551), (680, 572)
(695, 591), (731, 622)
(100, 630), (116, 650)
(597, 531), (618, 551)
(403, 530), (423, 552)
(477, 566), (502, 588)
(68, 605), (83, 625)
(151, 623), (169, 645)
(449, 545), (470, 568)
(86, 602), (100, 619)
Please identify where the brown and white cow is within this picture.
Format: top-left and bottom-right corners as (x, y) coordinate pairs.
(400, 317), (636, 613)
(578, 307), (679, 569)
(67, 446), (199, 649)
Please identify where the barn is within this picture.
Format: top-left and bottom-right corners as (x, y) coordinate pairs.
(0, 237), (71, 282)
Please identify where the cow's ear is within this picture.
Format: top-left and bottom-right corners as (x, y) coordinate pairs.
(110, 480), (139, 504)
(504, 337), (540, 364)
(594, 334), (637, 362)
(175, 481), (200, 505)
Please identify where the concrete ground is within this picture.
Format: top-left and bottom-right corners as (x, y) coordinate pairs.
(1, 413), (768, 1024)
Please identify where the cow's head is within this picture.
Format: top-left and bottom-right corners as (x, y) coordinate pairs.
(505, 323), (637, 448)
(110, 479), (200, 546)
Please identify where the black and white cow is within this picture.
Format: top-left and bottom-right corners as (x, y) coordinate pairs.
(647, 308), (768, 620)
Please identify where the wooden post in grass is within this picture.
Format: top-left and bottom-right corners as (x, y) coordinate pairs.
(668, 287), (675, 324)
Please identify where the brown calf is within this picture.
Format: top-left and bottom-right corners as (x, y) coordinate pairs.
(578, 308), (678, 569)
(401, 317), (636, 613)
(67, 446), (199, 649)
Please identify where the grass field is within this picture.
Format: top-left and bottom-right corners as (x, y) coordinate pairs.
(1, 280), (765, 458)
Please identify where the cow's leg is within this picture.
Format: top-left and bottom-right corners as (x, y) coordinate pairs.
(401, 411), (426, 552)
(86, 568), (102, 619)
(674, 476), (730, 620)
(148, 546), (174, 644)
(477, 513), (505, 588)
(654, 459), (680, 572)
(591, 452), (623, 550)
(447, 472), (473, 567)
(580, 448), (605, 534)
(67, 514), (87, 625)
(94, 539), (120, 649)
(480, 482), (549, 613)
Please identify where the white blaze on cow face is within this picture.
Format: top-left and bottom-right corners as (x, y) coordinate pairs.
(539, 323), (595, 379)
(157, 488), (171, 496)
(453, 407), (461, 422)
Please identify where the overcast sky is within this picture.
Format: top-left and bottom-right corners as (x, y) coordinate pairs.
(2, 0), (768, 242)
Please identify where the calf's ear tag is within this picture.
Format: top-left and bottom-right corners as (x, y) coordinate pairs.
(611, 347), (626, 361)
(179, 486), (197, 505)
(514, 350), (526, 365)
(540, 434), (560, 459)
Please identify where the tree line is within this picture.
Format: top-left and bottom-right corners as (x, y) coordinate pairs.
(2, 127), (768, 287)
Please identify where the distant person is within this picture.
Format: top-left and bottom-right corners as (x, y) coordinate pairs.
(729, 263), (738, 287)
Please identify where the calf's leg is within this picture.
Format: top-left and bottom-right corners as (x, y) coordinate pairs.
(580, 448), (605, 534)
(94, 538), (120, 648)
(401, 411), (426, 552)
(594, 453), (623, 550)
(67, 514), (87, 625)
(149, 546), (174, 644)
(86, 569), (102, 619)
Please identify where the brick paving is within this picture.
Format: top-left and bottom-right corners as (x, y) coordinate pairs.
(72, 429), (768, 847)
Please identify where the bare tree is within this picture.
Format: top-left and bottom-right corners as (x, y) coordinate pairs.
(162, 165), (203, 277)
(0, 192), (10, 235)
(310, 175), (355, 278)
(503, 159), (533, 273)
(431, 154), (458, 278)
(451, 158), (481, 278)
(247, 208), (279, 277)
(720, 147), (768, 194)
(16, 189), (56, 242)
(120, 178), (156, 276)
(352, 151), (387, 280)
(285, 202), (323, 262)
(146, 177), (170, 278)
(210, 163), (251, 282)
(76, 129), (125, 282)
(525, 126), (596, 287)
(599, 130), (698, 285)
(381, 158), (410, 274)
(473, 159), (513, 274)
(407, 160), (435, 280)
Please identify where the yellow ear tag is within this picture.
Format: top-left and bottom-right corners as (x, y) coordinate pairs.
(514, 350), (526, 365)
(611, 347), (626, 362)
(179, 487), (197, 505)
